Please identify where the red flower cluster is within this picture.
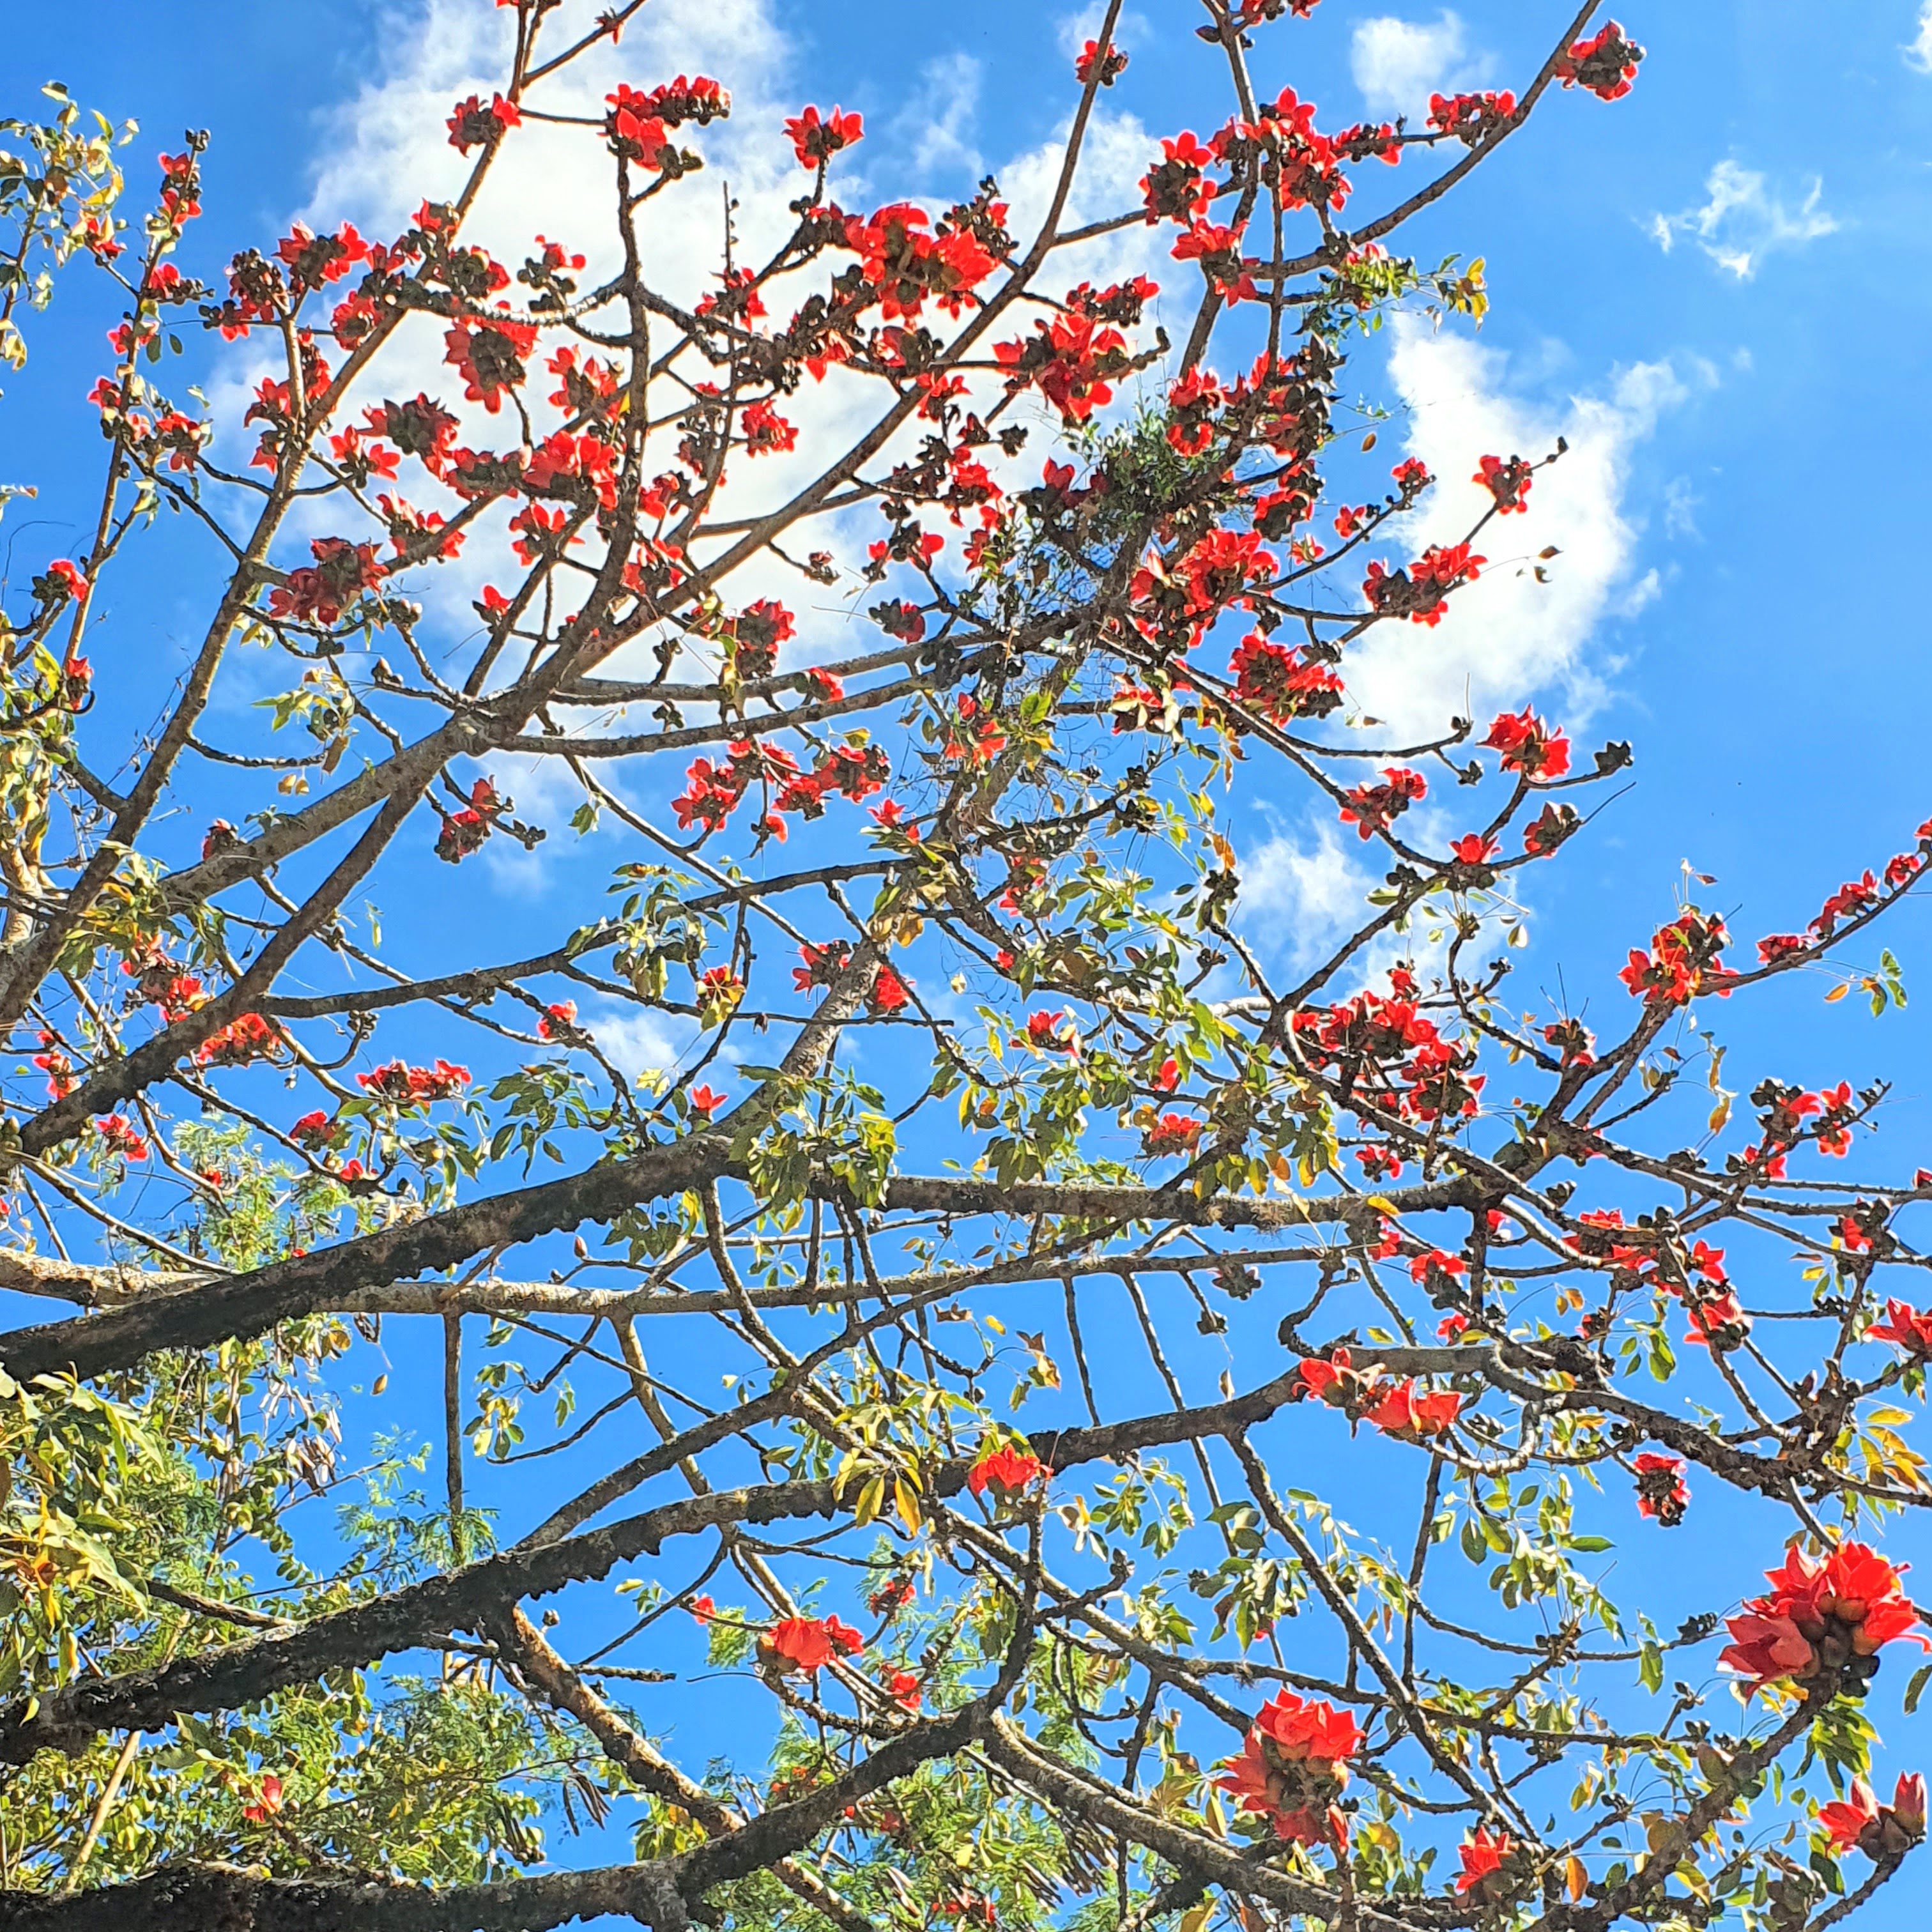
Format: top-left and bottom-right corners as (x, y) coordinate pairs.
(436, 778), (502, 863)
(1634, 1452), (1689, 1526)
(1818, 1772), (1927, 1861)
(761, 1614), (864, 1675)
(443, 313), (539, 412)
(740, 399), (797, 456)
(630, 75), (730, 128)
(356, 1059), (470, 1105)
(1362, 1378), (1464, 1441)
(275, 220), (368, 293)
(1339, 767), (1427, 840)
(1292, 984), (1483, 1124)
(1474, 453), (1533, 513)
(728, 599), (795, 678)
(194, 1013), (282, 1069)
(1427, 91), (1517, 144)
(675, 737), (889, 838)
(34, 559), (88, 605)
(1144, 1114), (1204, 1156)
(841, 203), (998, 322)
(1363, 542), (1483, 625)
(1617, 906), (1732, 1011)
(447, 92), (519, 153)
(1483, 707), (1570, 778)
(93, 1114), (150, 1162)
(1556, 21), (1645, 102)
(1075, 38), (1129, 86)
(995, 309), (1131, 424)
(1297, 1349), (1462, 1442)
(33, 1032), (74, 1100)
(1720, 1543), (1928, 1692)
(785, 104), (863, 170)
(967, 1443), (1048, 1499)
(869, 1575), (916, 1616)
(1216, 1690), (1360, 1846)
(793, 940), (855, 998)
(1229, 633), (1343, 724)
(267, 537), (385, 626)
(1523, 801), (1581, 857)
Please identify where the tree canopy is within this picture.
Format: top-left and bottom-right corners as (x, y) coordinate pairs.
(0, 6), (1928, 1931)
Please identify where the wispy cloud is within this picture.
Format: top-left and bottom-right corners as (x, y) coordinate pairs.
(1908, 3), (1932, 71)
(1236, 820), (1380, 972)
(1349, 11), (1487, 119)
(890, 52), (983, 183)
(1647, 160), (1836, 280)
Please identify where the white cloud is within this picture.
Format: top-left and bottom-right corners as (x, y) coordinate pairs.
(1349, 12), (1485, 119)
(585, 1006), (694, 1085)
(1648, 160), (1836, 280)
(890, 52), (984, 183)
(1339, 315), (1688, 738)
(1909, 4), (1932, 71)
(1662, 477), (1701, 540)
(1237, 820), (1379, 970)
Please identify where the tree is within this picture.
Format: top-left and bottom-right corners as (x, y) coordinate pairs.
(0, 3), (1925, 1928)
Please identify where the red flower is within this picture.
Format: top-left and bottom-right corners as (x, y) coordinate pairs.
(1619, 910), (1731, 1010)
(690, 1595), (716, 1625)
(689, 1085), (727, 1119)
(1363, 1379), (1462, 1441)
(740, 398), (797, 456)
(195, 1013), (284, 1069)
(1819, 1779), (1881, 1854)
(443, 313), (539, 412)
(1141, 1114), (1200, 1156)
(1449, 832), (1499, 866)
(763, 1614), (864, 1673)
(1473, 454), (1533, 513)
(357, 1059), (470, 1104)
(1820, 1772), (1926, 1860)
(1483, 707), (1570, 779)
(1216, 1690), (1359, 1845)
(1457, 1826), (1514, 1894)
(1428, 90), (1517, 145)
(93, 1114), (150, 1162)
(785, 105), (864, 170)
(1229, 633), (1344, 724)
(1871, 1300), (1932, 1356)
(869, 967), (910, 1015)
(1721, 1543), (1928, 1690)
(1363, 542), (1483, 625)
(447, 92), (520, 153)
(1555, 20), (1645, 102)
(967, 1444), (1048, 1498)
(241, 1772), (284, 1823)
(1339, 767), (1427, 840)
(36, 558), (88, 604)
(870, 1576), (916, 1616)
(1634, 1452), (1689, 1526)
(885, 1669), (922, 1710)
(1075, 38), (1129, 85)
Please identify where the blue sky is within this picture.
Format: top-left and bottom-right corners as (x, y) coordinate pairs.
(12, 0), (1932, 1919)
